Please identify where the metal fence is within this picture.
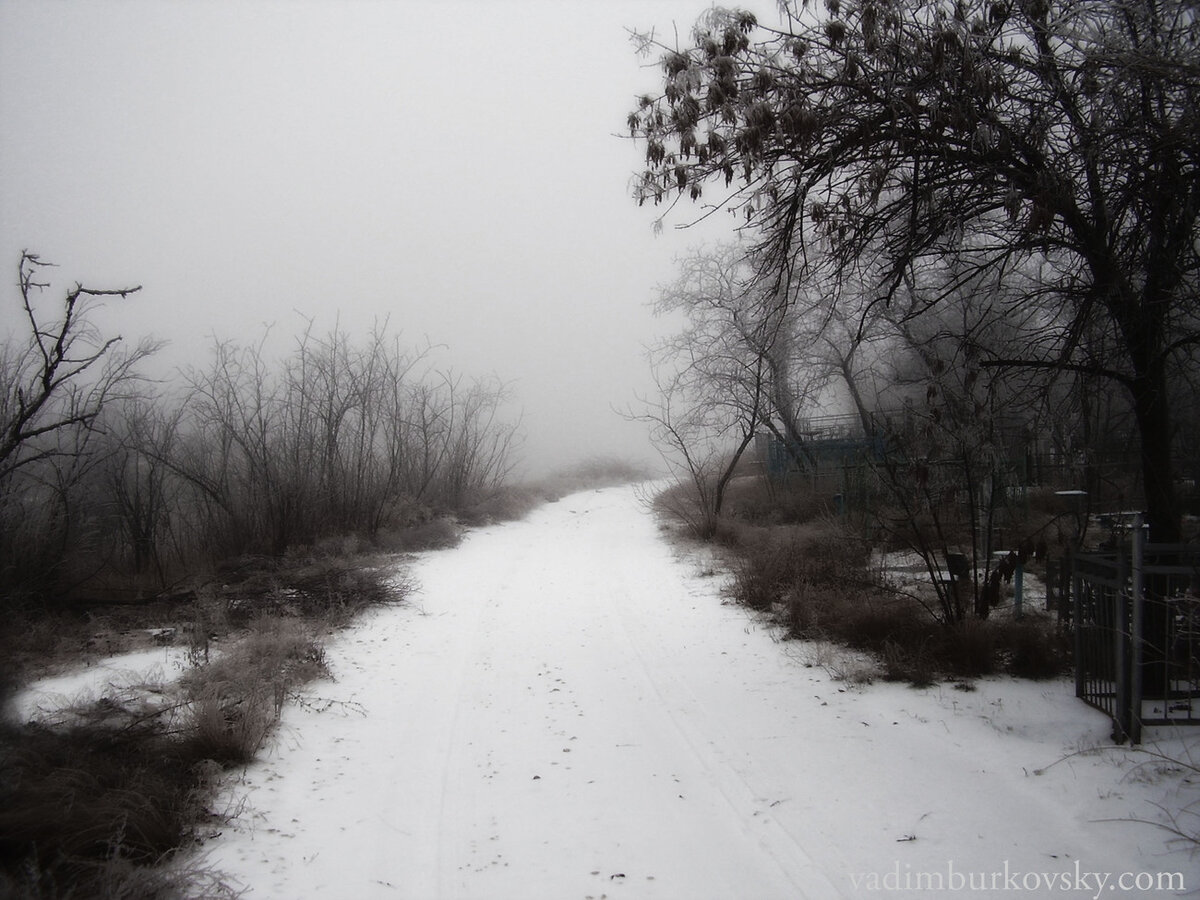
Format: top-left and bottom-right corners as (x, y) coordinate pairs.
(1072, 518), (1200, 743)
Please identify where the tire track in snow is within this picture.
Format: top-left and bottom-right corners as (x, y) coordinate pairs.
(198, 483), (1180, 899)
(430, 535), (501, 899)
(202, 486), (857, 898)
(411, 487), (844, 899)
(606, 580), (847, 899)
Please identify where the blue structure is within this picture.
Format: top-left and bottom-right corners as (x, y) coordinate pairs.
(760, 414), (887, 481)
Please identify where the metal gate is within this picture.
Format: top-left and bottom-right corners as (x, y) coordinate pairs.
(1072, 516), (1200, 743)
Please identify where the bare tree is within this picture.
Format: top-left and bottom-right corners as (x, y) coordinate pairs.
(628, 0), (1200, 540)
(630, 358), (761, 538)
(162, 321), (521, 557)
(1, 252), (156, 481)
(0, 253), (159, 600)
(99, 398), (184, 581)
(632, 244), (786, 532)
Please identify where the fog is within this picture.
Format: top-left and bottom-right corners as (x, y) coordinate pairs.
(0, 0), (742, 476)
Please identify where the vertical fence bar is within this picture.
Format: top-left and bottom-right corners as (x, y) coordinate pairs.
(1014, 558), (1024, 620)
(1114, 582), (1129, 740)
(1112, 539), (1132, 743)
(1080, 561), (1089, 700)
(1130, 514), (1145, 744)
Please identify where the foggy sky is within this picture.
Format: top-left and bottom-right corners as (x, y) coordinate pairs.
(0, 0), (746, 476)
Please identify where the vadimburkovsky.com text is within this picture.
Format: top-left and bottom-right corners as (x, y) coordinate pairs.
(849, 861), (1186, 898)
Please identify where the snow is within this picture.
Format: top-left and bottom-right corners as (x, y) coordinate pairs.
(29, 484), (1196, 897)
(9, 645), (190, 725)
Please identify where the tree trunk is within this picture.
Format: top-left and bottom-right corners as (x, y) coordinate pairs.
(1113, 280), (1181, 543)
(1130, 368), (1180, 543)
(838, 358), (875, 438)
(714, 428), (756, 517)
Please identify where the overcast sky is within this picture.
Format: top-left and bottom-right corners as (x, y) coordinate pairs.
(0, 0), (754, 475)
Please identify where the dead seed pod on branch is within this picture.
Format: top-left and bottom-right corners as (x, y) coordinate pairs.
(721, 26), (749, 55)
(745, 100), (776, 133)
(678, 127), (697, 157)
(861, 3), (880, 49)
(780, 104), (821, 144)
(707, 81), (728, 111)
(672, 94), (701, 130)
(664, 51), (690, 77)
(932, 28), (961, 68)
(753, 67), (775, 95)
(711, 54), (737, 81)
(736, 11), (757, 32)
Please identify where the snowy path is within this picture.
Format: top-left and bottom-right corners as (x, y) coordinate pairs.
(202, 485), (1193, 899)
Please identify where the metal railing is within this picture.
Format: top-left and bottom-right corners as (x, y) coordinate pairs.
(1072, 517), (1200, 743)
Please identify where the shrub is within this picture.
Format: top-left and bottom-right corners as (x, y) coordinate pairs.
(215, 554), (407, 627)
(456, 488), (541, 526)
(0, 609), (342, 895)
(940, 618), (998, 678)
(718, 482), (1072, 685)
(881, 638), (937, 687)
(805, 640), (881, 684)
(728, 538), (808, 611)
(719, 477), (831, 525)
(996, 618), (1071, 679)
(185, 684), (277, 765)
(726, 523), (873, 613)
(180, 616), (331, 761)
(0, 719), (208, 898)
(377, 516), (463, 551)
(530, 457), (657, 500)
(652, 478), (721, 540)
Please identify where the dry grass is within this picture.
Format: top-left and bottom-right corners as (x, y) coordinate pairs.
(531, 457), (658, 500)
(803, 640), (882, 685)
(375, 517), (462, 552)
(0, 613), (335, 896)
(214, 553), (408, 628)
(718, 476), (834, 526)
(0, 715), (239, 899)
(663, 477), (1072, 686)
(451, 457), (658, 528)
(1, 553), (403, 897)
(650, 479), (721, 540)
(180, 616), (329, 764)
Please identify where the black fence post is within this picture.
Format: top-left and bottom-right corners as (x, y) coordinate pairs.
(1073, 553), (1084, 700)
(1129, 514), (1145, 744)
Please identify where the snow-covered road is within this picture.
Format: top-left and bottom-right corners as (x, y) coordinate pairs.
(201, 484), (1194, 899)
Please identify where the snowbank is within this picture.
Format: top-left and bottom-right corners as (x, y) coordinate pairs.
(8, 645), (190, 725)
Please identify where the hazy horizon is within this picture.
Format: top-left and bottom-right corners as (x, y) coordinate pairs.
(0, 0), (749, 477)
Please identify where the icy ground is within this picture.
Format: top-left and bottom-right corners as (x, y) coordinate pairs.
(15, 484), (1199, 897)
